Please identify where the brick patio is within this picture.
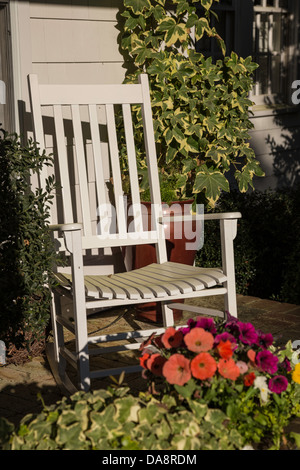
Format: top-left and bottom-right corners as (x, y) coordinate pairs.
(0, 294), (299, 430)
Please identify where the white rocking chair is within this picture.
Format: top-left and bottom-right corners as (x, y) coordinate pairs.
(28, 73), (241, 393)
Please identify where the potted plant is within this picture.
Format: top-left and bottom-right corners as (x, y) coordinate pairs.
(120, 0), (264, 208)
(118, 0), (264, 321)
(139, 312), (300, 449)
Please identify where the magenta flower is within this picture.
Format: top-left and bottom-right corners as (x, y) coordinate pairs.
(226, 311), (239, 324)
(257, 330), (273, 348)
(179, 326), (190, 334)
(214, 332), (237, 349)
(179, 318), (197, 334)
(256, 350), (278, 374)
(238, 322), (259, 345)
(268, 375), (289, 394)
(279, 357), (292, 372)
(181, 317), (217, 335)
(195, 317), (217, 335)
(225, 313), (239, 330)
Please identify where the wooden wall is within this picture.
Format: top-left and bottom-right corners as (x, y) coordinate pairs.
(29, 0), (126, 85)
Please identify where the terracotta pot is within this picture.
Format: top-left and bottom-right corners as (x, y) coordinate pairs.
(131, 200), (198, 323)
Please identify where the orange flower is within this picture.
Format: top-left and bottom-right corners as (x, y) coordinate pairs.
(161, 328), (183, 349)
(184, 327), (214, 353)
(140, 352), (150, 369)
(218, 358), (240, 381)
(190, 352), (217, 380)
(216, 340), (234, 360)
(162, 354), (191, 386)
(147, 353), (167, 376)
(247, 349), (256, 364)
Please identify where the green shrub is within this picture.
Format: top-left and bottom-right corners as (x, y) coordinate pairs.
(1, 385), (247, 450)
(196, 187), (300, 304)
(0, 129), (58, 359)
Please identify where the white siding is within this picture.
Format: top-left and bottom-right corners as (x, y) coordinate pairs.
(250, 108), (300, 190)
(29, 0), (125, 85)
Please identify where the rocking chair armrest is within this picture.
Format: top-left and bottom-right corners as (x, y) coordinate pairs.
(203, 212), (242, 221)
(158, 212), (241, 223)
(158, 214), (203, 223)
(49, 223), (83, 232)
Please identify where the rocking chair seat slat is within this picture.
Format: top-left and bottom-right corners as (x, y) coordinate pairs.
(54, 262), (225, 301)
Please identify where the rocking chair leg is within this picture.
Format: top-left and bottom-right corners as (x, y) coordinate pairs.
(220, 219), (238, 318)
(51, 292), (67, 380)
(67, 229), (91, 392)
(161, 302), (174, 328)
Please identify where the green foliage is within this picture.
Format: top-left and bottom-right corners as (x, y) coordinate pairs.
(1, 385), (247, 450)
(0, 129), (58, 355)
(196, 186), (300, 303)
(120, 0), (263, 207)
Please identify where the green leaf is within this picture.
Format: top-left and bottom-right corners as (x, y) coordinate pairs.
(195, 18), (210, 40)
(157, 18), (188, 47)
(174, 379), (196, 399)
(200, 0), (214, 10)
(130, 38), (152, 65)
(289, 432), (300, 448)
(235, 170), (254, 193)
(185, 13), (199, 29)
(187, 135), (201, 153)
(182, 158), (196, 173)
(194, 165), (229, 206)
(124, 0), (151, 15)
(172, 125), (185, 143)
(186, 399), (208, 420)
(206, 146), (221, 163)
(166, 145), (178, 163)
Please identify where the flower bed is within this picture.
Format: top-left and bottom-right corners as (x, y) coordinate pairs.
(140, 313), (300, 449)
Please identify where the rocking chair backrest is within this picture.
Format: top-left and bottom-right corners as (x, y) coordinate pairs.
(28, 74), (168, 264)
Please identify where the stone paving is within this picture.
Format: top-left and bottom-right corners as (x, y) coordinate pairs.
(0, 294), (300, 429)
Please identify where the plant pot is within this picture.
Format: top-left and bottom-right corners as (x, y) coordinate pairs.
(129, 200), (198, 323)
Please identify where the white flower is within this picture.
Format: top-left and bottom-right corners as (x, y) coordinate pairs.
(254, 376), (270, 403)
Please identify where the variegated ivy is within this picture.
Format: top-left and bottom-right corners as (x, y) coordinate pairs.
(120, 0), (264, 207)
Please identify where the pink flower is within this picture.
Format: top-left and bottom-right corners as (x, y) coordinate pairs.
(256, 350), (278, 374)
(236, 361), (248, 374)
(162, 354), (191, 386)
